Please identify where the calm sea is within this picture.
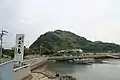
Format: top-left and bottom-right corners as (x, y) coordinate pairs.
(47, 59), (120, 80)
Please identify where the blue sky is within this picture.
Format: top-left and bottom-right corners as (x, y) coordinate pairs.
(0, 0), (120, 48)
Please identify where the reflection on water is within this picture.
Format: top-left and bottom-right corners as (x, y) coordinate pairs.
(47, 60), (120, 80)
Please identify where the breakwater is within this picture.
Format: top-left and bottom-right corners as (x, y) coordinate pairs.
(14, 57), (48, 80)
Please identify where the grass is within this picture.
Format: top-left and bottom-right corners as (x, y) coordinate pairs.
(0, 58), (11, 64)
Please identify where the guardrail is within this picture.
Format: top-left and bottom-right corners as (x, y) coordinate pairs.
(13, 57), (48, 80)
(13, 64), (30, 72)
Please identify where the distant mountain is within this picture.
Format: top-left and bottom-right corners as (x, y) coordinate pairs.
(29, 30), (120, 53)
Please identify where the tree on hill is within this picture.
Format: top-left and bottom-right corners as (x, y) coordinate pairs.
(29, 30), (120, 54)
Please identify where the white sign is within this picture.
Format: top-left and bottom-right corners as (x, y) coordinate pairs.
(14, 34), (25, 63)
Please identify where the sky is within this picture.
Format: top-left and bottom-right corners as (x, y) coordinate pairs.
(0, 0), (120, 48)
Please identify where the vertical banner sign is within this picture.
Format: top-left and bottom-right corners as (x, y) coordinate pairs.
(14, 34), (25, 63)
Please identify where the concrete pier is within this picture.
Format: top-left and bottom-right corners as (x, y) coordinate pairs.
(14, 57), (48, 80)
(49, 53), (120, 61)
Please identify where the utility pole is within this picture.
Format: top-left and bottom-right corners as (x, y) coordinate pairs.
(0, 29), (8, 58)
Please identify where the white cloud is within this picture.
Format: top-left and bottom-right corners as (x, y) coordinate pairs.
(0, 0), (120, 48)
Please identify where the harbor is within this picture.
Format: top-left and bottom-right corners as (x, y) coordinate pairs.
(2, 32), (119, 80)
(1, 0), (120, 80)
(47, 59), (120, 80)
(1, 53), (120, 80)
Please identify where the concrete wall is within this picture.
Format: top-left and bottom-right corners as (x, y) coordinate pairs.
(13, 64), (31, 80)
(30, 58), (48, 70)
(23, 57), (48, 70)
(0, 60), (13, 80)
(14, 58), (48, 80)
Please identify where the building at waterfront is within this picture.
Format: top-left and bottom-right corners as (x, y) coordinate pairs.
(58, 49), (83, 53)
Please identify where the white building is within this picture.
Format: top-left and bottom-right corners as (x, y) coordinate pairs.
(58, 49), (83, 53)
(71, 49), (83, 53)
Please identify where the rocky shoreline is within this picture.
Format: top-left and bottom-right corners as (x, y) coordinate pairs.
(31, 70), (77, 80)
(30, 61), (77, 80)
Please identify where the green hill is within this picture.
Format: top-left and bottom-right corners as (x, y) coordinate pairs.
(29, 30), (120, 53)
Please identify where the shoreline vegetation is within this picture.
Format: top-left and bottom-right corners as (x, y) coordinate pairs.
(0, 58), (11, 63)
(30, 60), (77, 80)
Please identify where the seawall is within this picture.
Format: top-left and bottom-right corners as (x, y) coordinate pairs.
(13, 57), (48, 80)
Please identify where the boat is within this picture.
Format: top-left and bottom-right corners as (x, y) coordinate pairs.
(68, 60), (74, 62)
(73, 58), (95, 65)
(95, 59), (108, 64)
